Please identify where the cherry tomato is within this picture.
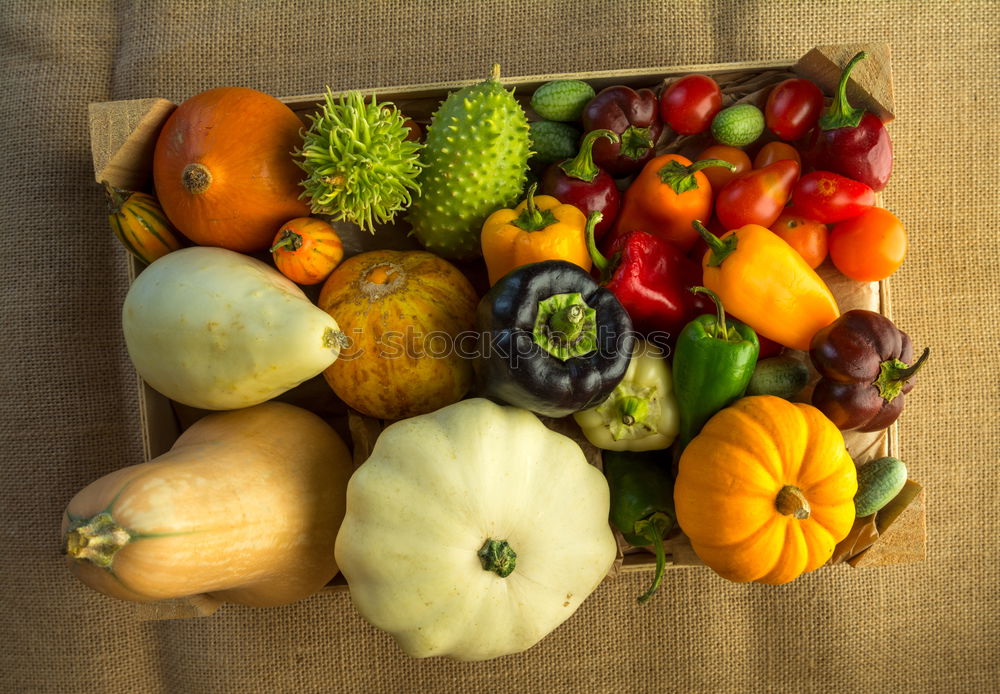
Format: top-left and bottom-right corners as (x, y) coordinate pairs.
(753, 141), (802, 169)
(792, 171), (875, 223)
(770, 210), (828, 269)
(828, 207), (907, 281)
(765, 78), (825, 141)
(715, 159), (799, 230)
(660, 74), (723, 135)
(696, 144), (751, 193)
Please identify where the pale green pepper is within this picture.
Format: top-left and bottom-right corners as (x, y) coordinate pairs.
(573, 339), (679, 451)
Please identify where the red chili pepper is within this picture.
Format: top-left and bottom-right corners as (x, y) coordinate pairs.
(586, 215), (712, 344)
(715, 159), (800, 230)
(540, 129), (621, 241)
(792, 170), (874, 223)
(811, 52), (894, 191)
(581, 86), (663, 177)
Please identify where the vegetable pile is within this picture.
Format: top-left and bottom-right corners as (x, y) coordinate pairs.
(67, 53), (930, 661)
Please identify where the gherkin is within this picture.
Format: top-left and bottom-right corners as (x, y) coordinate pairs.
(407, 65), (531, 260)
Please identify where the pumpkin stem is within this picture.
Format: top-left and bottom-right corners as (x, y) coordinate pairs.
(775, 485), (811, 520)
(63, 512), (132, 569)
(101, 179), (128, 215)
(182, 163), (213, 195)
(478, 538), (517, 578)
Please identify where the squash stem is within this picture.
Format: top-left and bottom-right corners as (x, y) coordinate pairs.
(63, 511), (132, 569)
(478, 538), (517, 578)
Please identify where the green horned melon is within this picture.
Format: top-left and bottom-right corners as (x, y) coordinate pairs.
(407, 65), (531, 260)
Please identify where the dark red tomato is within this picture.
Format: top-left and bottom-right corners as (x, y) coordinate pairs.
(659, 74), (723, 135)
(765, 78), (825, 141)
(792, 171), (875, 224)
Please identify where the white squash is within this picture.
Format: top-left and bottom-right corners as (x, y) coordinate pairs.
(122, 246), (343, 410)
(334, 398), (618, 661)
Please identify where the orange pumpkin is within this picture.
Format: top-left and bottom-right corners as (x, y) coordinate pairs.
(270, 217), (344, 285)
(317, 250), (478, 420)
(152, 86), (309, 252)
(674, 395), (857, 584)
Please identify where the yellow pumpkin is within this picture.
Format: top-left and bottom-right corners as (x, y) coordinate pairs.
(317, 249), (478, 420)
(61, 402), (352, 607)
(674, 395), (857, 584)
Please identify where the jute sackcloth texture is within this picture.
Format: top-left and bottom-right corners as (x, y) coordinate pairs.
(2, 1), (997, 692)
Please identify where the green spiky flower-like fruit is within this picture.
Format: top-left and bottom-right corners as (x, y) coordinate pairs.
(407, 65), (531, 260)
(295, 89), (423, 234)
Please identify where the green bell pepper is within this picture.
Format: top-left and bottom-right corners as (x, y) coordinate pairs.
(672, 286), (760, 451)
(603, 450), (675, 604)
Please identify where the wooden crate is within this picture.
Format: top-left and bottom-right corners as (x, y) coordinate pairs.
(88, 43), (924, 617)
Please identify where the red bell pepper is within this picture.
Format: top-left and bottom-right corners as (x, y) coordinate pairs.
(810, 52), (894, 191)
(585, 213), (712, 345)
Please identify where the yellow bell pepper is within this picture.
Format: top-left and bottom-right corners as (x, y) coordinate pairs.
(573, 340), (679, 451)
(480, 184), (591, 285)
(694, 221), (840, 351)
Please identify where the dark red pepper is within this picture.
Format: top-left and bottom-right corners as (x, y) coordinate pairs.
(581, 86), (663, 177)
(586, 214), (712, 345)
(811, 52), (893, 191)
(540, 129), (622, 241)
(809, 310), (929, 432)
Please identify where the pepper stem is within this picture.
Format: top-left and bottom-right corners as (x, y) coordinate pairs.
(512, 183), (559, 231)
(533, 292), (599, 361)
(619, 125), (654, 161)
(478, 538), (516, 578)
(819, 51), (867, 131)
(584, 211), (609, 274)
(618, 395), (649, 427)
(635, 512), (672, 604)
(658, 158), (734, 194)
(690, 286), (729, 341)
(559, 129), (619, 182)
(874, 346), (930, 402)
(692, 220), (738, 267)
(63, 512), (132, 568)
(775, 485), (811, 520)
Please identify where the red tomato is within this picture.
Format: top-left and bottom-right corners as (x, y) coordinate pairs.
(696, 144), (751, 193)
(770, 211), (828, 269)
(660, 74), (723, 135)
(753, 141), (802, 169)
(828, 207), (907, 281)
(765, 78), (825, 141)
(715, 159), (799, 230)
(792, 171), (875, 223)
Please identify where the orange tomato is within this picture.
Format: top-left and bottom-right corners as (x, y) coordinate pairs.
(753, 141), (802, 169)
(696, 145), (751, 193)
(828, 207), (907, 281)
(270, 217), (344, 285)
(770, 211), (828, 269)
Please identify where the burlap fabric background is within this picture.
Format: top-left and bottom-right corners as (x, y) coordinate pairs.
(3, 1), (997, 692)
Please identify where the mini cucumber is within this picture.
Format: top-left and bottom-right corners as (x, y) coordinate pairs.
(530, 80), (596, 122)
(711, 103), (765, 147)
(854, 457), (908, 517)
(529, 121), (580, 164)
(745, 355), (809, 400)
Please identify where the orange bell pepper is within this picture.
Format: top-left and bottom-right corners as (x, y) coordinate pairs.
(481, 184), (590, 285)
(610, 154), (732, 252)
(694, 220), (840, 351)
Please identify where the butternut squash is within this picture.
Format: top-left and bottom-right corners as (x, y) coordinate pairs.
(61, 402), (352, 607)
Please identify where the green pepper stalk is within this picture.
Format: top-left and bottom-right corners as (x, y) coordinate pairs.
(672, 286), (760, 451)
(603, 451), (675, 604)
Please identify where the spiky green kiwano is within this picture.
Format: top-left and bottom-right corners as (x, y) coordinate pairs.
(407, 66), (531, 260)
(295, 90), (423, 234)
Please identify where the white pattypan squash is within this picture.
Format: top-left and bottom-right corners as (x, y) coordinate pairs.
(334, 398), (617, 661)
(122, 246), (343, 410)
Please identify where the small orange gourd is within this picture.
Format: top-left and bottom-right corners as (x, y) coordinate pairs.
(103, 181), (182, 264)
(270, 217), (345, 285)
(152, 86), (310, 252)
(674, 395), (857, 584)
